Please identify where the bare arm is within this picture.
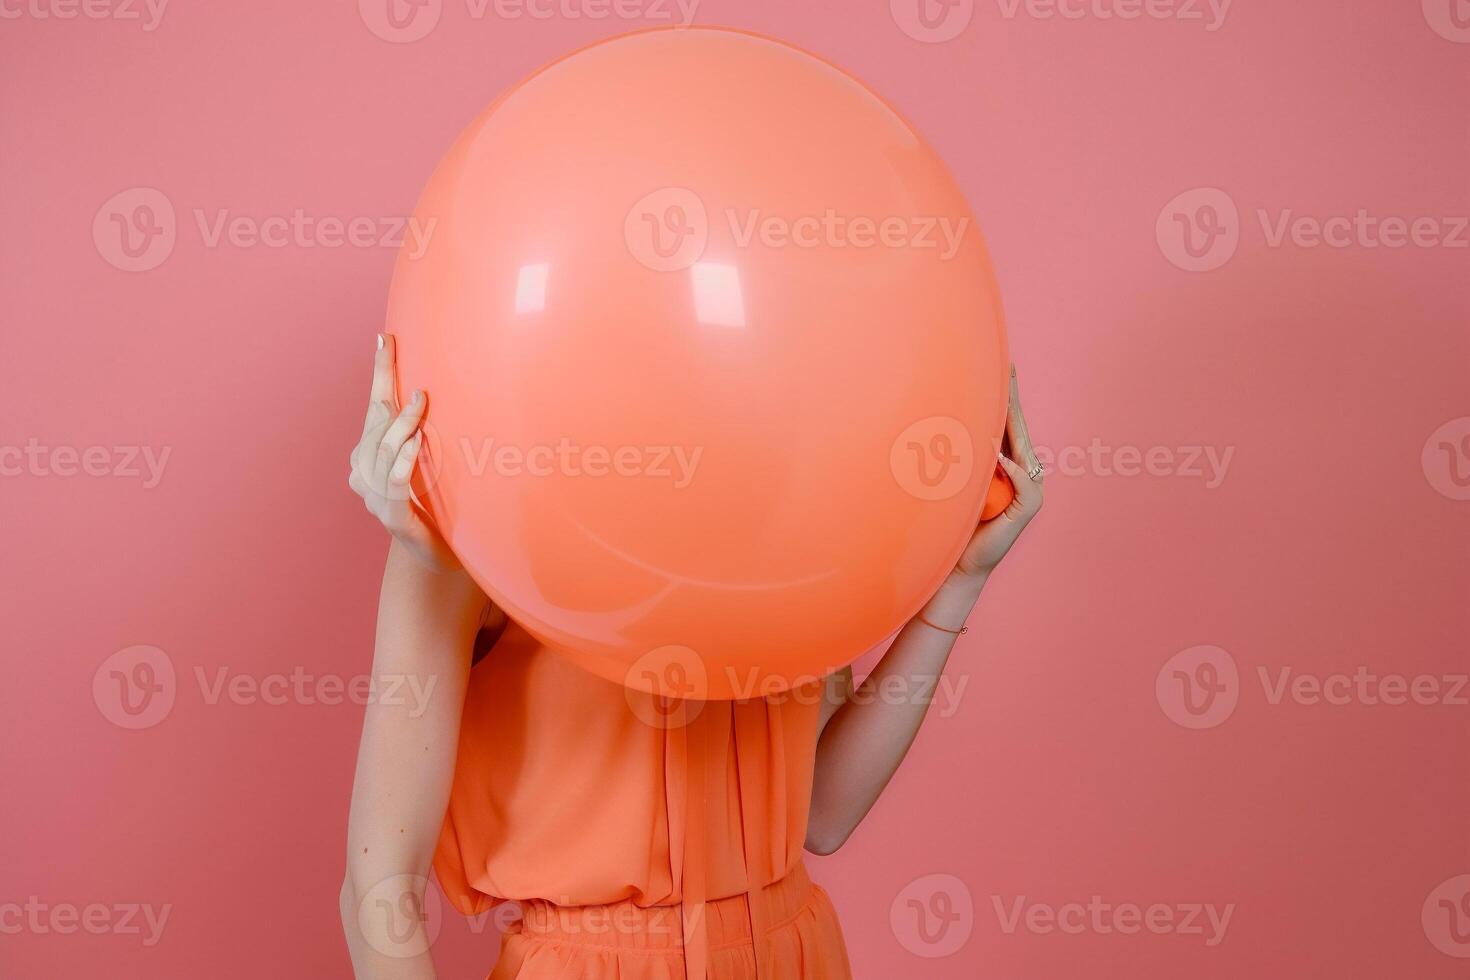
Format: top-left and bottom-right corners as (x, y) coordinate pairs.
(807, 366), (1044, 854)
(339, 335), (489, 977)
(341, 543), (485, 976)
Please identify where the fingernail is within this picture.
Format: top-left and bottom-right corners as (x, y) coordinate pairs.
(377, 333), (385, 350)
(411, 389), (423, 404)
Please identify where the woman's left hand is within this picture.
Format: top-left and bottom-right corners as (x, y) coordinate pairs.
(952, 365), (1046, 581)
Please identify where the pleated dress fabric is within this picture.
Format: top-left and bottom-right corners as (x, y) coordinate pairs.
(434, 622), (853, 980)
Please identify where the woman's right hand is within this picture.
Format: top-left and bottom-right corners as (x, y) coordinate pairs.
(348, 333), (460, 572)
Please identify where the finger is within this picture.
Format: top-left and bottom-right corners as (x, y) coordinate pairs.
(363, 333), (398, 431)
(1005, 365), (1041, 472)
(996, 451), (1040, 518)
(375, 391), (426, 482)
(388, 431), (423, 485)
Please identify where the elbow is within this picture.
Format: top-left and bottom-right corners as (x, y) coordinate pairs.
(804, 819), (853, 857)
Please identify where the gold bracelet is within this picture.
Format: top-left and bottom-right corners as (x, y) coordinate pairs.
(915, 611), (967, 635)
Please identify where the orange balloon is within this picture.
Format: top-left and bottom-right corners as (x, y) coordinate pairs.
(389, 27), (1011, 699)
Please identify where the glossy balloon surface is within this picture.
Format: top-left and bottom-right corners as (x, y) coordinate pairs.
(389, 27), (1011, 699)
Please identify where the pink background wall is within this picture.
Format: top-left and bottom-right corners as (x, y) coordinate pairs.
(2, 1), (1467, 977)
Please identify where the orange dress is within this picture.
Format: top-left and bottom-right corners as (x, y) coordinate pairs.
(435, 622), (853, 980)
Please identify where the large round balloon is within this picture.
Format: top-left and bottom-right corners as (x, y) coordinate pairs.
(388, 26), (1011, 700)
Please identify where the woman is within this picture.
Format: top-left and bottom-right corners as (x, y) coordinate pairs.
(340, 334), (1044, 979)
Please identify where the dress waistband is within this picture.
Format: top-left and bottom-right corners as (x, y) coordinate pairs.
(515, 861), (814, 953)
